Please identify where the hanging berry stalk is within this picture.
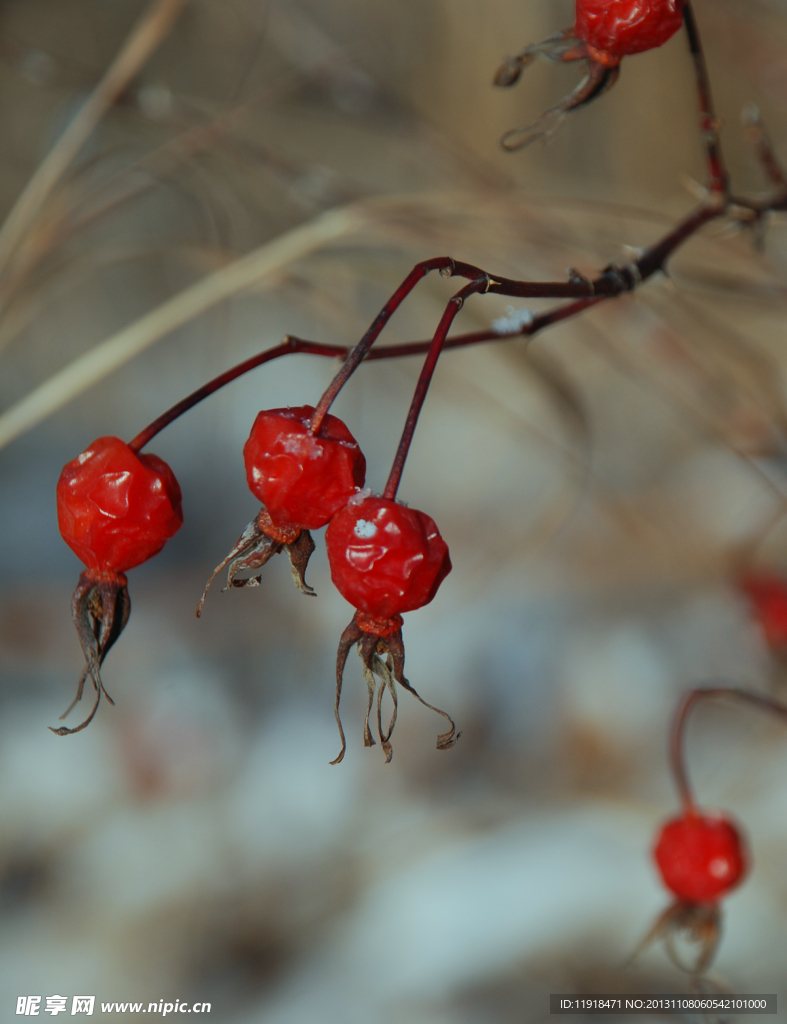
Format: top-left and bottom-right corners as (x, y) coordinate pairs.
(197, 406), (366, 612)
(326, 497), (456, 763)
(55, 435), (183, 733)
(322, 281), (485, 763)
(638, 686), (787, 974)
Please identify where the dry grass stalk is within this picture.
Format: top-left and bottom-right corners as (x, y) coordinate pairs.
(0, 204), (363, 450)
(0, 0), (189, 281)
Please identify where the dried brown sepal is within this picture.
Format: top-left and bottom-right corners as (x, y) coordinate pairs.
(501, 58), (619, 151)
(630, 901), (722, 977)
(196, 507), (315, 617)
(330, 611), (459, 765)
(51, 569), (129, 736)
(493, 27), (621, 151)
(493, 28), (582, 87)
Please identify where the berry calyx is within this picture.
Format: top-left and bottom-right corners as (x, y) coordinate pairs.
(576, 0), (686, 60)
(325, 497), (456, 764)
(55, 436), (183, 735)
(739, 573), (787, 652)
(197, 506), (316, 617)
(325, 496), (451, 620)
(57, 435), (183, 573)
(243, 406), (366, 531)
(654, 810), (748, 904)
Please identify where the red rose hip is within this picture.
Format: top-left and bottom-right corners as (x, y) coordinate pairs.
(576, 0), (686, 61)
(199, 406), (365, 614)
(57, 435), (183, 573)
(325, 495), (451, 621)
(654, 811), (748, 904)
(326, 496), (456, 765)
(55, 435), (183, 735)
(243, 405), (366, 531)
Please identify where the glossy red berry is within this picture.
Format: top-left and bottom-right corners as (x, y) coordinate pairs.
(57, 435), (183, 573)
(654, 811), (748, 904)
(243, 406), (366, 531)
(740, 574), (787, 651)
(576, 0), (685, 60)
(325, 495), (451, 622)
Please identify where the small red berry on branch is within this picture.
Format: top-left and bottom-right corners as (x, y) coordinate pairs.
(639, 809), (747, 974)
(197, 406), (366, 613)
(325, 495), (457, 763)
(244, 406), (366, 530)
(636, 687), (787, 975)
(55, 435), (183, 734)
(576, 0), (686, 62)
(654, 810), (747, 904)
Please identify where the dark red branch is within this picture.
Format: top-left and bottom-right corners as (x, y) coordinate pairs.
(127, 190), (767, 455)
(682, 1), (728, 199)
(307, 257), (604, 436)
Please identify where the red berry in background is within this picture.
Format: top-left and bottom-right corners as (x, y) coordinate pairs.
(576, 0), (686, 61)
(326, 496), (456, 765)
(54, 436), (183, 736)
(57, 435), (183, 573)
(325, 495), (451, 621)
(739, 574), (787, 651)
(654, 811), (748, 904)
(243, 406), (366, 531)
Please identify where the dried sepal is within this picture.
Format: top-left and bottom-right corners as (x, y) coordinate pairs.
(494, 28), (584, 87)
(493, 26), (622, 151)
(330, 612), (459, 765)
(501, 58), (619, 151)
(196, 507), (315, 617)
(631, 901), (722, 977)
(51, 569), (130, 736)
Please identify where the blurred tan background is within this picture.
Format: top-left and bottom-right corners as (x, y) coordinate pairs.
(2, 0), (787, 1020)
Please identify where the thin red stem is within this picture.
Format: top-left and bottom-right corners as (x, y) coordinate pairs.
(309, 258), (450, 436)
(682, 1), (728, 199)
(383, 277), (489, 501)
(308, 257), (601, 436)
(670, 686), (787, 812)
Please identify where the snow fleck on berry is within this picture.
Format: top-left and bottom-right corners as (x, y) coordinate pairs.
(354, 519), (377, 539)
(576, 0), (686, 61)
(654, 810), (748, 904)
(243, 406), (366, 531)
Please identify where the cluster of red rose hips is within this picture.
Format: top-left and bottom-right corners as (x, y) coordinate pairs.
(56, 402), (456, 762)
(52, 0), (785, 983)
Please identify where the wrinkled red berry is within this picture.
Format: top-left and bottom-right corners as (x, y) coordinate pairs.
(576, 0), (685, 60)
(325, 496), (451, 621)
(654, 811), (747, 904)
(243, 406), (366, 531)
(740, 574), (787, 651)
(57, 436), (183, 573)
